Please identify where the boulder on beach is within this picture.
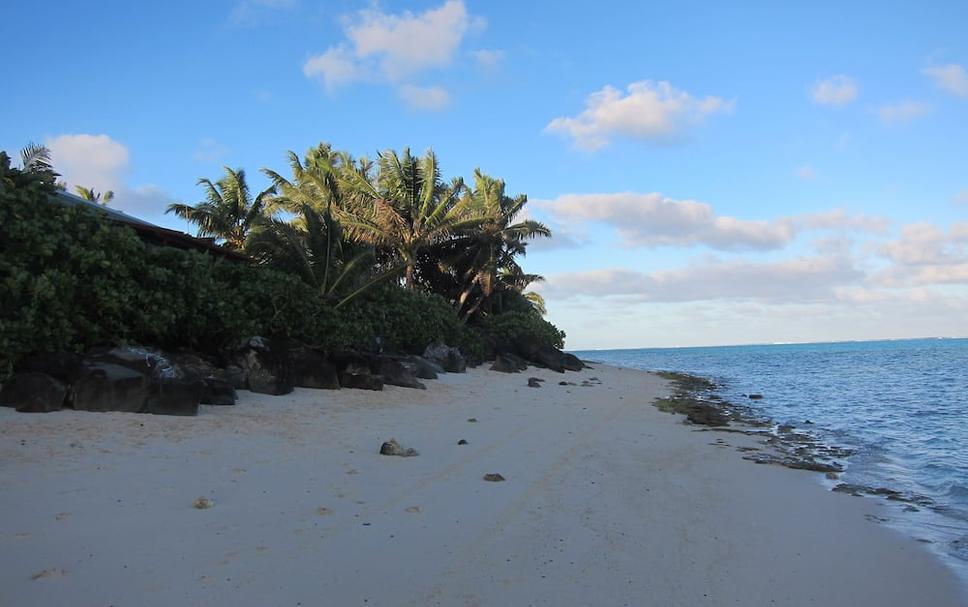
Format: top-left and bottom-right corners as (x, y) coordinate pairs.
(527, 377), (543, 388)
(490, 353), (528, 373)
(378, 359), (426, 390)
(423, 342), (466, 373)
(289, 345), (340, 390)
(88, 345), (181, 380)
(403, 356), (442, 380)
(339, 365), (384, 391)
(0, 372), (67, 413)
(71, 362), (150, 413)
(231, 337), (296, 395)
(145, 378), (203, 416)
(200, 378), (237, 406)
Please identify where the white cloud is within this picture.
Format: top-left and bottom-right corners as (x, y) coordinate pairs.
(303, 46), (367, 91)
(303, 0), (478, 102)
(472, 49), (505, 70)
(877, 100), (931, 124)
(194, 137), (230, 164)
(923, 64), (968, 98)
(535, 193), (884, 251)
(398, 84), (450, 111)
(795, 164), (816, 180)
(790, 209), (889, 233)
(45, 133), (173, 219)
(810, 75), (858, 106)
(346, 0), (471, 80)
(544, 81), (734, 150)
(875, 222), (968, 288)
(46, 134), (129, 192)
(539, 253), (864, 304)
(230, 0), (297, 26)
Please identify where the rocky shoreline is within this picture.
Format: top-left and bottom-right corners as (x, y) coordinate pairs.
(651, 370), (943, 513)
(0, 336), (586, 418)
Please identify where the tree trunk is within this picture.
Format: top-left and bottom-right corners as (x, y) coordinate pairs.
(405, 264), (415, 290)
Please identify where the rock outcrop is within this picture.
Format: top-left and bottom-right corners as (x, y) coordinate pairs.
(0, 372), (67, 413)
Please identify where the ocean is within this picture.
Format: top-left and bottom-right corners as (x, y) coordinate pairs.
(573, 338), (968, 585)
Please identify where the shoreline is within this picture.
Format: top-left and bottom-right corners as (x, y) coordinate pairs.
(1, 364), (964, 606)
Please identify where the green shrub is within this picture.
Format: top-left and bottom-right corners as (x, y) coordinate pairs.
(0, 158), (377, 378)
(347, 285), (462, 354)
(479, 310), (566, 352)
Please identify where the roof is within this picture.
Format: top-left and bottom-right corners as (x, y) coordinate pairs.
(53, 190), (249, 262)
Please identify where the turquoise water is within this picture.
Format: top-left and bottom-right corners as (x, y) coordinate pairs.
(574, 338), (968, 584)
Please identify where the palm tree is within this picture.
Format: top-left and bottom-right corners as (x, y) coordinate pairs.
(75, 186), (114, 205)
(165, 167), (273, 250)
(246, 204), (395, 308)
(443, 169), (551, 320)
(19, 143), (56, 175)
(337, 148), (482, 289)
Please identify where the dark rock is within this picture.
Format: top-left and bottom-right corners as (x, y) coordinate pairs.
(145, 378), (202, 416)
(223, 364), (247, 390)
(378, 359), (426, 390)
(748, 394), (764, 400)
(290, 346), (340, 390)
(403, 356), (441, 380)
(559, 352), (585, 372)
(527, 377), (543, 388)
(88, 345), (181, 380)
(167, 351), (220, 381)
(423, 342), (466, 373)
(200, 378), (237, 406)
(379, 439), (418, 457)
(483, 473), (506, 482)
(16, 351), (84, 384)
(339, 371), (384, 391)
(457, 439), (468, 445)
(490, 353), (526, 373)
(0, 373), (67, 413)
(777, 424), (795, 433)
(467, 417), (477, 423)
(232, 337), (295, 395)
(72, 362), (150, 413)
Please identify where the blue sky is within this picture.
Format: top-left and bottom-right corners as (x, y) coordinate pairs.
(4, 0), (967, 349)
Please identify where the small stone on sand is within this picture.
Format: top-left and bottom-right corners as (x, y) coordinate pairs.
(193, 497), (214, 510)
(483, 473), (506, 482)
(467, 418), (478, 423)
(380, 439), (418, 457)
(31, 568), (66, 581)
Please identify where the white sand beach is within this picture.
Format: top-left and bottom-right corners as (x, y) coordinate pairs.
(0, 364), (963, 606)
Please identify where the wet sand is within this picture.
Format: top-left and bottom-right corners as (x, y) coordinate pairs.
(0, 364), (963, 606)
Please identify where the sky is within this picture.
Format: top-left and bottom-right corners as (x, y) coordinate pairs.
(3, 0), (967, 349)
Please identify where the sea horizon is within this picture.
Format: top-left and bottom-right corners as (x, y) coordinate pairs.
(573, 335), (968, 352)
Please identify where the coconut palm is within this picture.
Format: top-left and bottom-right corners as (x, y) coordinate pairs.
(19, 143), (56, 175)
(337, 148), (482, 290)
(75, 186), (114, 205)
(165, 167), (273, 250)
(441, 169), (551, 320)
(246, 204), (395, 308)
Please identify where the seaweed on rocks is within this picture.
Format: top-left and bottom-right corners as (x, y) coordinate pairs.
(653, 370), (850, 475)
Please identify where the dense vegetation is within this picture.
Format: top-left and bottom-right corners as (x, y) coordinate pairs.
(0, 144), (563, 380)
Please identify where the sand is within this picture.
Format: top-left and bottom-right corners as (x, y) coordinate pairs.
(0, 364), (963, 606)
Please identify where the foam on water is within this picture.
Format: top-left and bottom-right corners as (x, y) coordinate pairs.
(574, 338), (968, 587)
